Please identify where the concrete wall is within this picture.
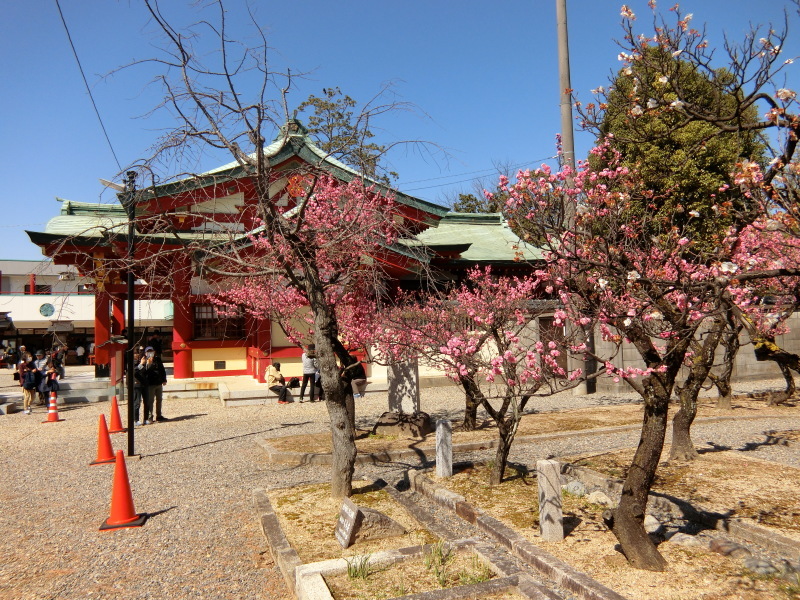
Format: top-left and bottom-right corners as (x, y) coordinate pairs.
(592, 313), (800, 394)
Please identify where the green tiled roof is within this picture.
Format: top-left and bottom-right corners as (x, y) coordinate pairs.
(145, 119), (449, 220)
(412, 213), (544, 263)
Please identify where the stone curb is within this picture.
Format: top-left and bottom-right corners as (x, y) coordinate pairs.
(561, 464), (800, 561)
(254, 480), (578, 600)
(252, 488), (303, 595)
(407, 469), (630, 600)
(255, 412), (789, 467)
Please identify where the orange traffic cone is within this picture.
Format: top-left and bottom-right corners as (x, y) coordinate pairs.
(108, 396), (126, 434)
(90, 415), (116, 466)
(99, 450), (147, 531)
(42, 390), (64, 423)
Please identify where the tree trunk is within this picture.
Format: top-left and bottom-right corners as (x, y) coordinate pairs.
(711, 314), (739, 410)
(489, 418), (515, 485)
(768, 363), (796, 406)
(305, 274), (357, 499)
(669, 406), (698, 461)
(611, 396), (670, 571)
(458, 374), (482, 431)
(670, 318), (724, 462)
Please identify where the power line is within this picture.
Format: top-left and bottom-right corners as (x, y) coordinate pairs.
(400, 155), (559, 192)
(54, 0), (122, 171)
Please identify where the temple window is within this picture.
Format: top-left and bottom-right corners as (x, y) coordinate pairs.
(193, 303), (245, 340)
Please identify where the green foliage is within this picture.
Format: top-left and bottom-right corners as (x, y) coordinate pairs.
(346, 553), (372, 580)
(297, 87), (397, 184)
(423, 541), (453, 587)
(452, 193), (501, 214)
(595, 47), (765, 252)
(456, 555), (492, 585)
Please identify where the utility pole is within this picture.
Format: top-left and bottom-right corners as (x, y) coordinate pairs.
(124, 171), (137, 456)
(556, 0), (576, 173)
(556, 0), (594, 395)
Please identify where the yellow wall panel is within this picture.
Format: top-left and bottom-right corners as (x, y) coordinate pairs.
(193, 347), (247, 372)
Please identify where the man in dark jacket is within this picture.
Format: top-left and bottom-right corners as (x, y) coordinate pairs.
(135, 346), (169, 424)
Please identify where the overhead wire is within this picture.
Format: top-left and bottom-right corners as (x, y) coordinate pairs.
(54, 0), (122, 171)
(398, 154), (560, 193)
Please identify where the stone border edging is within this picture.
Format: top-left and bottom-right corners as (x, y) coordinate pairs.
(407, 469), (630, 600)
(561, 464), (800, 560)
(255, 412), (791, 468)
(253, 488), (302, 594)
(254, 481), (573, 600)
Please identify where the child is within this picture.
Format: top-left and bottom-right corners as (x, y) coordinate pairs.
(20, 355), (36, 414)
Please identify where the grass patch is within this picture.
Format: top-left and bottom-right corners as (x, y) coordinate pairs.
(325, 548), (496, 600)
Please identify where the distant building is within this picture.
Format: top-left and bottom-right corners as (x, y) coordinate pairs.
(0, 259), (172, 362)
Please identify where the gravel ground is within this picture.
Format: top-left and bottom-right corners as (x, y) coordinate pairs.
(1, 374), (799, 600)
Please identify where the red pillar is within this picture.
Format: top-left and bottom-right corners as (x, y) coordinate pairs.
(94, 291), (111, 365)
(111, 297), (125, 336)
(28, 273), (36, 294)
(171, 261), (193, 379)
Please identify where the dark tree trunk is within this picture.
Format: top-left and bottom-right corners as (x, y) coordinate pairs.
(710, 313), (740, 410)
(669, 406), (698, 461)
(608, 322), (691, 571)
(611, 393), (670, 571)
(306, 275), (356, 499)
(489, 417), (517, 485)
(769, 363), (796, 406)
(458, 374), (482, 431)
(670, 319), (725, 462)
(486, 394), (529, 485)
(754, 337), (800, 406)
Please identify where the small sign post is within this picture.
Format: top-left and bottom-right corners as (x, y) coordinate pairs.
(334, 497), (362, 549)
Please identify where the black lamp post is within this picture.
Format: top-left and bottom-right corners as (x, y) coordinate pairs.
(124, 171), (137, 456)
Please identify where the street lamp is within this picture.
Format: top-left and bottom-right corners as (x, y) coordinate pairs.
(123, 171), (137, 457)
(100, 173), (137, 455)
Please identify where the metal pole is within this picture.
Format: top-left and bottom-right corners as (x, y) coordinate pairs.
(556, 0), (593, 395)
(125, 171), (137, 456)
(556, 0), (576, 174)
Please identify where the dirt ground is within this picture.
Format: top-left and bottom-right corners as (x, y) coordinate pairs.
(268, 397), (796, 456)
(268, 398), (800, 600)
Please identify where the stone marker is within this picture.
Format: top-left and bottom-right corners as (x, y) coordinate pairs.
(537, 459), (564, 541)
(334, 497), (361, 548)
(388, 360), (420, 414)
(436, 419), (453, 477)
(334, 497), (407, 549)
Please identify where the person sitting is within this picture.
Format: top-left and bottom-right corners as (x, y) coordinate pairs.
(341, 354), (367, 398)
(266, 361), (290, 404)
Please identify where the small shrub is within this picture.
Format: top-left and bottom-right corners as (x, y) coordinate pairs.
(457, 555), (492, 585)
(346, 554), (371, 580)
(424, 541), (453, 587)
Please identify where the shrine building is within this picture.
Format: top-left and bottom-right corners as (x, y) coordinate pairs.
(26, 120), (541, 383)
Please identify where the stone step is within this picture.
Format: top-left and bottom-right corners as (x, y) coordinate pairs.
(0, 401), (18, 415)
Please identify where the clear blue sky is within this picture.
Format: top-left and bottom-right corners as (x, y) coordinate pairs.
(2, 0), (798, 260)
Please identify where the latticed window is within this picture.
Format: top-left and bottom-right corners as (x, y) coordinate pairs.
(193, 303), (245, 340)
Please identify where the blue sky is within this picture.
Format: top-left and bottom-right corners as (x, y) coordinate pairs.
(2, 0), (798, 260)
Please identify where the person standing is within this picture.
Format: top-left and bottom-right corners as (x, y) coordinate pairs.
(19, 352), (36, 414)
(147, 331), (163, 357)
(51, 345), (66, 379)
(266, 361), (290, 404)
(75, 343), (86, 365)
(32, 350), (49, 406)
(136, 346), (168, 424)
(130, 348), (145, 424)
(299, 344), (318, 403)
